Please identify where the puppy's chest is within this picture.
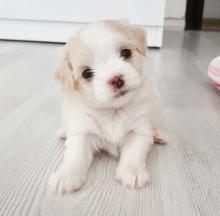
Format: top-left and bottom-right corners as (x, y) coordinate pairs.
(92, 109), (131, 144)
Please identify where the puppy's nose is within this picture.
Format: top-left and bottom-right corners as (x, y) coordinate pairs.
(108, 75), (124, 89)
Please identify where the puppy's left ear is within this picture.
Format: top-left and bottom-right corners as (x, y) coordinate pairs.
(132, 27), (147, 56)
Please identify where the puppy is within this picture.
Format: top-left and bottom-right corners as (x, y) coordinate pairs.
(49, 19), (167, 194)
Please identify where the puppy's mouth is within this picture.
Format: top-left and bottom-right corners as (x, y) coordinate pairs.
(115, 90), (129, 98)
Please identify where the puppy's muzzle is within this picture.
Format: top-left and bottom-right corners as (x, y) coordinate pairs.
(108, 75), (124, 90)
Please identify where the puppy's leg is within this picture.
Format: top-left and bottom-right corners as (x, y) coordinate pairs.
(57, 127), (67, 139)
(153, 129), (168, 145)
(57, 103), (69, 140)
(150, 96), (168, 145)
(116, 127), (153, 189)
(49, 134), (93, 194)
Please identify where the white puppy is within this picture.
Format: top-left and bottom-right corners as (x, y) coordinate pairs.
(49, 19), (167, 194)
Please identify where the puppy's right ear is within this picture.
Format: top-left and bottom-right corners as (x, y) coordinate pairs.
(54, 46), (75, 91)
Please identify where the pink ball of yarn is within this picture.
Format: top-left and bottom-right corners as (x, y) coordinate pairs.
(208, 56), (220, 90)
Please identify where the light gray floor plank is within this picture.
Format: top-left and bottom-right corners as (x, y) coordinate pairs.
(0, 31), (220, 216)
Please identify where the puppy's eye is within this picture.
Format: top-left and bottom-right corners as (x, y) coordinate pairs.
(82, 68), (94, 80)
(120, 49), (132, 59)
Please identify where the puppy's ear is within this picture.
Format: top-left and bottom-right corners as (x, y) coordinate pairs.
(117, 18), (129, 25)
(54, 46), (75, 91)
(132, 27), (147, 56)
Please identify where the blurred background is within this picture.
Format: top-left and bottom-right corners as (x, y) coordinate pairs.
(0, 0), (219, 47)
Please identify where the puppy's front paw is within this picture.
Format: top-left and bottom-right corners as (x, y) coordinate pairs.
(48, 169), (85, 194)
(115, 165), (149, 189)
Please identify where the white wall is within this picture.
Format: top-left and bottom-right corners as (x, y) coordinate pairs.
(203, 0), (220, 19)
(165, 0), (187, 19)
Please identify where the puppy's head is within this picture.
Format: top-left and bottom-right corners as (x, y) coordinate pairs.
(55, 19), (147, 108)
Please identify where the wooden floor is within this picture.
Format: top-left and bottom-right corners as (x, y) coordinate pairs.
(0, 30), (220, 216)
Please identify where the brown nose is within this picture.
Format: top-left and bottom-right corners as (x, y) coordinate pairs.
(108, 75), (124, 89)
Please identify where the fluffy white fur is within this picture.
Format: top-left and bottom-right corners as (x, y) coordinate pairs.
(48, 19), (168, 194)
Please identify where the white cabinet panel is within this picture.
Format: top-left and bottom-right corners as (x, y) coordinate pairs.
(0, 0), (166, 47)
(0, 0), (165, 26)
